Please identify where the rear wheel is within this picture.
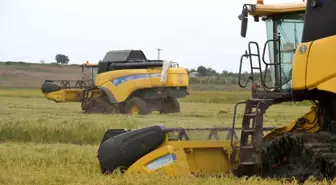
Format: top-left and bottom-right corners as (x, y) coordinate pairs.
(125, 97), (149, 115)
(159, 97), (180, 114)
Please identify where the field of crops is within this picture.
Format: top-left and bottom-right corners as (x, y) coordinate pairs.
(0, 89), (329, 185)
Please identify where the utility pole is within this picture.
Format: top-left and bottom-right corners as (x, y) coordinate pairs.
(157, 48), (162, 59)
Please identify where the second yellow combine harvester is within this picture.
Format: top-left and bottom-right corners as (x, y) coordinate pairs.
(41, 50), (189, 115)
(97, 0), (336, 183)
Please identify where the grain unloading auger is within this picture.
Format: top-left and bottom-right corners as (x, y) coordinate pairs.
(97, 0), (336, 182)
(41, 50), (189, 115)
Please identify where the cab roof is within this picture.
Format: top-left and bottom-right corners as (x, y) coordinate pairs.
(81, 63), (98, 67)
(102, 50), (147, 63)
(85, 63), (98, 67)
(249, 2), (306, 17)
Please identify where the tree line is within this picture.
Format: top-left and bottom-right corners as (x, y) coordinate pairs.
(187, 65), (273, 85)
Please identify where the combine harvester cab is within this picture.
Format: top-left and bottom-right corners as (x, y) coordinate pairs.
(42, 50), (189, 115)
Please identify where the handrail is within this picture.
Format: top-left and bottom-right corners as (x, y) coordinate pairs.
(238, 54), (250, 88)
(231, 101), (248, 150)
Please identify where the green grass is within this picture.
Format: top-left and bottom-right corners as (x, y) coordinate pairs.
(0, 90), (311, 145)
(0, 89), (324, 184)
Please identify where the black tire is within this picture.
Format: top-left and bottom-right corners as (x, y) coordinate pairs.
(98, 125), (166, 174)
(41, 82), (62, 93)
(159, 97), (180, 114)
(125, 97), (149, 115)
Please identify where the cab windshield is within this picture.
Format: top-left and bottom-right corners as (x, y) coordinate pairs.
(264, 12), (305, 89)
(91, 67), (98, 83)
(82, 65), (98, 86)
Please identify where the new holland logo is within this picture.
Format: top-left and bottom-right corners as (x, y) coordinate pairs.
(299, 44), (307, 54)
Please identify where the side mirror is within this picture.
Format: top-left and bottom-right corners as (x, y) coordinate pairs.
(238, 7), (248, 37)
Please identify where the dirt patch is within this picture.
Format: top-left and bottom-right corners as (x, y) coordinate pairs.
(261, 131), (336, 183)
(0, 63), (83, 88)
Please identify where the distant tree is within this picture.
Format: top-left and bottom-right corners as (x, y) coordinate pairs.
(197, 65), (207, 76)
(228, 72), (234, 77)
(221, 70), (229, 77)
(40, 60), (46, 64)
(196, 65), (220, 76)
(206, 67), (218, 76)
(188, 68), (197, 73)
(55, 54), (69, 64)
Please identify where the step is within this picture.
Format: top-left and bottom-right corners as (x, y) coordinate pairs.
(241, 145), (254, 149)
(239, 162), (258, 165)
(242, 129), (255, 133)
(244, 113), (257, 117)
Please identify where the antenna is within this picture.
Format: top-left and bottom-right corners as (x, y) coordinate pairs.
(157, 48), (163, 59)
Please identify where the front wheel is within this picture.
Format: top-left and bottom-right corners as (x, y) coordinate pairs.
(125, 97), (150, 115)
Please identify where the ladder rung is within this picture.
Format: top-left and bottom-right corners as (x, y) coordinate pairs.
(240, 162), (257, 165)
(250, 54), (259, 57)
(252, 67), (261, 70)
(244, 113), (257, 117)
(241, 145), (254, 149)
(243, 129), (255, 133)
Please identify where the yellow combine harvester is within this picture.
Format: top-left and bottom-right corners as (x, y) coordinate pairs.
(41, 50), (189, 115)
(97, 0), (336, 182)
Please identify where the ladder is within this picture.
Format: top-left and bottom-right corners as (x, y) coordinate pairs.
(238, 41), (263, 89)
(231, 98), (273, 176)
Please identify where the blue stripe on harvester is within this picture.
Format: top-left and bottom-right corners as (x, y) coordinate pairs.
(111, 73), (161, 86)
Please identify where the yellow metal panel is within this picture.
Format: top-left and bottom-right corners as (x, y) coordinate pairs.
(126, 139), (238, 175)
(148, 67), (165, 86)
(306, 35), (336, 92)
(95, 69), (150, 86)
(169, 140), (234, 149)
(183, 148), (231, 173)
(44, 89), (102, 102)
(317, 76), (336, 94)
(100, 78), (152, 102)
(44, 91), (66, 102)
(147, 67), (162, 74)
(43, 89), (83, 102)
(95, 67), (189, 102)
(96, 68), (189, 87)
(147, 68), (189, 87)
(263, 106), (320, 141)
(292, 42), (312, 90)
(165, 68), (189, 87)
(169, 140), (237, 173)
(126, 145), (191, 176)
(250, 2), (306, 17)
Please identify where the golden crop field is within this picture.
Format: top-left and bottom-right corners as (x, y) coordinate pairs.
(0, 89), (330, 185)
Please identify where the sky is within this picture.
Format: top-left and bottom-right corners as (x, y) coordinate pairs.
(1, 0), (303, 72)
